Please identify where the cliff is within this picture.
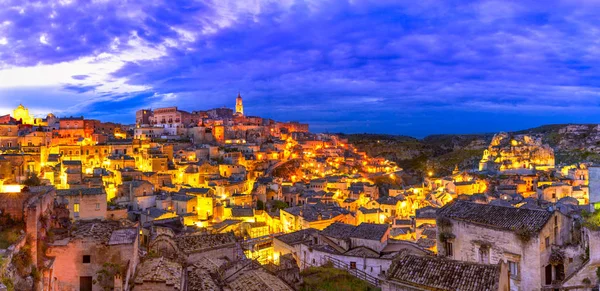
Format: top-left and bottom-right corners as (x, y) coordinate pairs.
(340, 124), (600, 176)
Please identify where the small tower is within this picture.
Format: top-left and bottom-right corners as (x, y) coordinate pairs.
(235, 92), (244, 116)
(452, 164), (459, 175)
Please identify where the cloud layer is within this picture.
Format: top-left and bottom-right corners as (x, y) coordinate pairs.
(1, 0), (600, 136)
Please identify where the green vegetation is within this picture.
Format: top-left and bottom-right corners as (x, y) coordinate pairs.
(582, 210), (600, 231)
(0, 214), (24, 249)
(339, 133), (490, 175)
(12, 244), (32, 276)
(256, 200), (265, 210)
(94, 262), (122, 291)
(0, 227), (23, 249)
(1, 277), (14, 291)
(270, 200), (289, 212)
(515, 227), (534, 244)
(300, 263), (380, 291)
(22, 173), (42, 187)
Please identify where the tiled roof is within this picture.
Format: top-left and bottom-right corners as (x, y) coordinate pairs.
(62, 160), (82, 166)
(275, 229), (318, 246)
(438, 200), (553, 233)
(344, 246), (380, 258)
(387, 254), (501, 291)
(416, 206), (438, 219)
(321, 222), (356, 239)
(231, 207), (254, 217)
(180, 187), (211, 195)
(227, 269), (294, 291)
(56, 188), (105, 196)
(144, 207), (170, 218)
(358, 207), (379, 214)
(377, 196), (399, 205)
(134, 257), (183, 289)
(108, 228), (137, 245)
(390, 227), (411, 237)
(175, 233), (236, 253)
(350, 223), (389, 240)
(321, 222), (389, 241)
(284, 203), (349, 222)
(416, 238), (436, 249)
(171, 194), (195, 202)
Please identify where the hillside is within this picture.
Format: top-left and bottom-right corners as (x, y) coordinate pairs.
(340, 124), (600, 176)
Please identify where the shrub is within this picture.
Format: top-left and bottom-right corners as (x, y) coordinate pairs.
(515, 227), (534, 244)
(95, 262), (122, 291)
(12, 245), (32, 276)
(1, 278), (14, 291)
(582, 277), (591, 285)
(31, 266), (41, 281)
(437, 217), (453, 229)
(438, 232), (455, 242)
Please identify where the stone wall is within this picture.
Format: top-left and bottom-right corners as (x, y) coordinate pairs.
(0, 192), (29, 220)
(48, 237), (138, 291)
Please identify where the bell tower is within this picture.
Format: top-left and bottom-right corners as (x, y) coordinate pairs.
(235, 92), (244, 116)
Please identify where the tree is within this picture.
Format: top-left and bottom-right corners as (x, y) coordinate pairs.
(271, 200), (289, 212)
(256, 200), (265, 210)
(22, 173), (42, 187)
(94, 262), (122, 291)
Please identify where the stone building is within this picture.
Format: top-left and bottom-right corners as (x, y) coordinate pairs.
(479, 132), (555, 172)
(436, 200), (577, 291)
(56, 188), (107, 221)
(48, 220), (139, 291)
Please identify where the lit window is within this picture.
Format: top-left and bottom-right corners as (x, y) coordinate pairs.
(74, 203), (80, 213)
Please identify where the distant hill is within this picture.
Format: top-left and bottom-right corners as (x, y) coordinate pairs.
(339, 124), (600, 176)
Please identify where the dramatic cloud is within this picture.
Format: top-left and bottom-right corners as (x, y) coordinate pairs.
(2, 0), (600, 136)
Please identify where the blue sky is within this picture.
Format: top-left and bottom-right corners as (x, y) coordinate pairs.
(1, 0), (600, 137)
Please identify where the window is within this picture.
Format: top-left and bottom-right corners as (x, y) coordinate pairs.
(95, 203), (100, 210)
(82, 255), (91, 263)
(545, 236), (550, 248)
(74, 203), (80, 213)
(479, 247), (489, 264)
(445, 242), (453, 257)
(508, 261), (519, 279)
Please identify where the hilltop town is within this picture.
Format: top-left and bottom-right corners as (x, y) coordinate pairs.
(1, 97), (600, 291)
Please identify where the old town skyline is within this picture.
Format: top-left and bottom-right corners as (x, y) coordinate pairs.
(4, 1), (600, 291)
(4, 1), (600, 136)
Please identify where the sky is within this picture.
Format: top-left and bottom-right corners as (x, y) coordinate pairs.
(1, 0), (600, 137)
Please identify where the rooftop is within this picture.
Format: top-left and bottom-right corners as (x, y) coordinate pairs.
(134, 257), (183, 289)
(350, 223), (389, 241)
(387, 253), (501, 291)
(175, 233), (236, 254)
(108, 228), (137, 245)
(438, 200), (553, 233)
(56, 187), (105, 196)
(321, 222), (356, 239)
(275, 228), (318, 246)
(227, 269), (294, 291)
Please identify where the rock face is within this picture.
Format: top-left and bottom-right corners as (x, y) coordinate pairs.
(479, 132), (555, 172)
